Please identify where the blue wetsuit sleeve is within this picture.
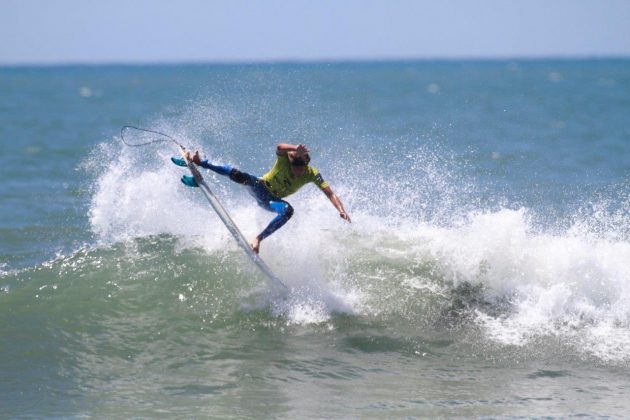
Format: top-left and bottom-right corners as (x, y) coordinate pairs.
(199, 160), (233, 176)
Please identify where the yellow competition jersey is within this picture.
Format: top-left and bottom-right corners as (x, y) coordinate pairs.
(261, 154), (329, 198)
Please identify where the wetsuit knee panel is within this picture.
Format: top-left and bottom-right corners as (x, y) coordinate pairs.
(269, 201), (293, 219)
(229, 169), (251, 185)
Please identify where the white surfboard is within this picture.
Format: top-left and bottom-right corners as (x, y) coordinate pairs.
(179, 148), (288, 290)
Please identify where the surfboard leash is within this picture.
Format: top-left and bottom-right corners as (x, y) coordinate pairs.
(120, 125), (186, 149)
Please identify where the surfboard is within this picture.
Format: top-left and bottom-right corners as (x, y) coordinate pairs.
(175, 148), (288, 291)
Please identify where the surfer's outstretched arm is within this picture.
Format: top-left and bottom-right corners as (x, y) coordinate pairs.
(322, 186), (351, 222)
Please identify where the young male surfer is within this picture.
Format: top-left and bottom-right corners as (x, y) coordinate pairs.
(179, 143), (351, 254)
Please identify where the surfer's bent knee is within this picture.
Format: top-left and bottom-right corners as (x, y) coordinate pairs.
(283, 202), (294, 219)
(270, 200), (293, 219)
(257, 201), (294, 241)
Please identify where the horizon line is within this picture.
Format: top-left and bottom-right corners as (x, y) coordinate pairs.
(2, 54), (630, 68)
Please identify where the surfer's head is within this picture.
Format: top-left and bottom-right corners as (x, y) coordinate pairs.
(288, 151), (310, 166)
(288, 151), (310, 176)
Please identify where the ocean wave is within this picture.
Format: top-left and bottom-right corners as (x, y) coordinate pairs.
(5, 201), (630, 365)
(44, 124), (627, 363)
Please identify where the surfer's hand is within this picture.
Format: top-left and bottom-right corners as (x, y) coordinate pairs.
(296, 144), (310, 156)
(192, 151), (202, 165)
(340, 211), (351, 223)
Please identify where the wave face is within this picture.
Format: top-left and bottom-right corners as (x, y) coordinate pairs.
(2, 61), (630, 417)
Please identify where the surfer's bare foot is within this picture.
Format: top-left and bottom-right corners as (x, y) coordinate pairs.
(250, 237), (261, 254)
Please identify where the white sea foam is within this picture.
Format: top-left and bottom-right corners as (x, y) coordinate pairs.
(389, 208), (630, 362)
(89, 130), (630, 361)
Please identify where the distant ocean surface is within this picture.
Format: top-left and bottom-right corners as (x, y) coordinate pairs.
(1, 60), (629, 417)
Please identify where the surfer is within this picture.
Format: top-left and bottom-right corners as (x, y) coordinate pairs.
(182, 144), (350, 254)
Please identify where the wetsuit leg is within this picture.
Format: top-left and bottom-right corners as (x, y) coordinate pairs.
(248, 179), (294, 240)
(228, 169), (258, 186)
(257, 200), (294, 240)
(200, 160), (259, 186)
(199, 160), (233, 176)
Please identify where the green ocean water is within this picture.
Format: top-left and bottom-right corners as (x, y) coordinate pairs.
(1, 61), (630, 417)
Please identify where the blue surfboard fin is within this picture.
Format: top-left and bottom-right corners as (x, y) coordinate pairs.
(171, 157), (187, 167)
(181, 175), (199, 188)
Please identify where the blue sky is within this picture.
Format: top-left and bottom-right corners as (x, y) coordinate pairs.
(2, 0), (630, 64)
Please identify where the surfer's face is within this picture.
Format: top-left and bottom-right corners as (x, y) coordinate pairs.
(290, 164), (306, 177)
